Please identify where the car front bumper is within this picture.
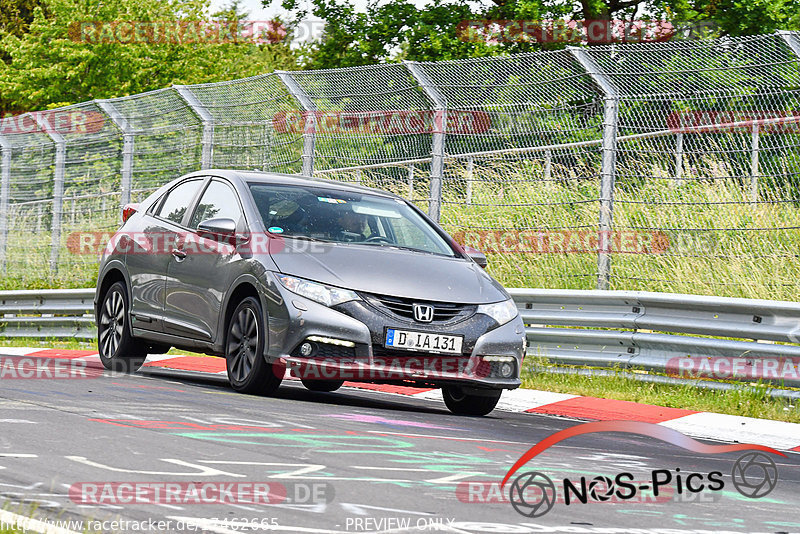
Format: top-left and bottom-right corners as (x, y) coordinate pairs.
(266, 280), (526, 390)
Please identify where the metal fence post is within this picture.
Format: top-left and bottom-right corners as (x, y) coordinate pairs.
(96, 101), (133, 210)
(466, 156), (474, 205)
(674, 133), (684, 183)
(33, 113), (65, 275)
(0, 135), (10, 274)
(407, 165), (415, 200)
(750, 123), (760, 203)
(275, 71), (316, 177)
(778, 30), (800, 57)
(174, 85), (214, 169)
(568, 48), (620, 290)
(543, 150), (552, 182)
(404, 61), (447, 223)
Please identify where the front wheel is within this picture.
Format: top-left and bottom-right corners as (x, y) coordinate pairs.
(97, 281), (147, 373)
(442, 386), (502, 416)
(226, 296), (281, 395)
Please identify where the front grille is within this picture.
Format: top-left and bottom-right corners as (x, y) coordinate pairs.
(362, 293), (475, 324)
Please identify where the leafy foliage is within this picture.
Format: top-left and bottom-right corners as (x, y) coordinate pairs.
(0, 0), (302, 113)
(274, 0), (800, 69)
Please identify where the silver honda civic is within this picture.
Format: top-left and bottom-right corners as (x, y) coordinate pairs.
(95, 170), (526, 415)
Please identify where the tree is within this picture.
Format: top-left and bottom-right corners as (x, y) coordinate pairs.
(0, 0), (303, 113)
(0, 0), (48, 37)
(271, 0), (800, 68)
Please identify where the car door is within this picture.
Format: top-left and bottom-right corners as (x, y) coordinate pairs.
(127, 177), (205, 333)
(162, 178), (246, 342)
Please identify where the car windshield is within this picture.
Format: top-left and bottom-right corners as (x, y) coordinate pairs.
(248, 183), (456, 257)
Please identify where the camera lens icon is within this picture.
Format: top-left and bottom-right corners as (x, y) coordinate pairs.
(731, 452), (778, 499)
(509, 471), (557, 517)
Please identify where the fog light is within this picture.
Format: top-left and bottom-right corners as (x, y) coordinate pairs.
(307, 335), (355, 348)
(500, 362), (514, 378)
(482, 355), (515, 362)
(299, 342), (314, 356)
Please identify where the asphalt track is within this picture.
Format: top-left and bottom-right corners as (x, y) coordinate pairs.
(1, 357), (799, 534)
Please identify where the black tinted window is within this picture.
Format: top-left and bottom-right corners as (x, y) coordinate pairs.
(189, 180), (242, 229)
(248, 183), (455, 256)
(156, 179), (202, 225)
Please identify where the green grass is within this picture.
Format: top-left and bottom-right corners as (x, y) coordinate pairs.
(4, 154), (800, 299)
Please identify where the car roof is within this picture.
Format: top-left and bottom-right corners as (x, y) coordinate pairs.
(198, 169), (398, 199)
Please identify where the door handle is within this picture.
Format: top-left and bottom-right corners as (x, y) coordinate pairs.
(171, 248), (187, 260)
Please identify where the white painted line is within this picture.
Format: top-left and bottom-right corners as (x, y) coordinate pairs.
(493, 389), (580, 412)
(0, 453), (37, 457)
(145, 354), (182, 363)
(0, 419), (37, 424)
(0, 509), (83, 534)
(408, 387), (579, 413)
(0, 347), (41, 356)
(366, 430), (529, 445)
(659, 411), (800, 451)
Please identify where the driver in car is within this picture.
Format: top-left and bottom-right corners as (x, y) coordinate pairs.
(336, 208), (370, 241)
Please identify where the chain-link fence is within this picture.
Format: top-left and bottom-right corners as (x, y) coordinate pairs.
(1, 31), (799, 298)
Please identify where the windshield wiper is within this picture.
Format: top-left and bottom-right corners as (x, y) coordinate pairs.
(353, 242), (440, 256)
(283, 235), (334, 243)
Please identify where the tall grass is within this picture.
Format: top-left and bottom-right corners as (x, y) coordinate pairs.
(2, 153), (799, 301)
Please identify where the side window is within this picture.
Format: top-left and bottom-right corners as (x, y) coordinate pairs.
(156, 179), (202, 225)
(189, 180), (243, 230)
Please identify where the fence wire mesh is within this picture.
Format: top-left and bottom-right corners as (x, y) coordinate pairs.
(0, 31), (799, 299)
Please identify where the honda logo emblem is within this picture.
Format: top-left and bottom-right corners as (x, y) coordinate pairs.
(413, 304), (434, 323)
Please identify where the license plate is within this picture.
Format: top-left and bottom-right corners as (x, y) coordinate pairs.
(385, 329), (463, 354)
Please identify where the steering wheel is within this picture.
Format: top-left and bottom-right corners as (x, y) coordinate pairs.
(365, 235), (391, 243)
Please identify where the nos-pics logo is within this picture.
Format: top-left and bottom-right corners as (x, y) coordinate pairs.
(501, 421), (782, 518)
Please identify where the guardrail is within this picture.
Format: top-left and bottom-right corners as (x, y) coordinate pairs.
(508, 288), (800, 388)
(2, 287), (800, 388)
(0, 288), (95, 339)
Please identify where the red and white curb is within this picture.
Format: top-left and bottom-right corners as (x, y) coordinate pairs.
(4, 347), (800, 452)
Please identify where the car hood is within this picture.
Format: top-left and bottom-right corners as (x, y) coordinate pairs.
(269, 240), (508, 304)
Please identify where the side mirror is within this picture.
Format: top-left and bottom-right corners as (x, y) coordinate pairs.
(463, 245), (487, 269)
(197, 218), (237, 244)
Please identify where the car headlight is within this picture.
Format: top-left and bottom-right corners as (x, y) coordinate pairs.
(477, 298), (518, 326)
(276, 274), (359, 307)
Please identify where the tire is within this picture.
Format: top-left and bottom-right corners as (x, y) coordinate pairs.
(97, 281), (148, 373)
(442, 386), (502, 416)
(226, 296), (281, 395)
(301, 379), (344, 392)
